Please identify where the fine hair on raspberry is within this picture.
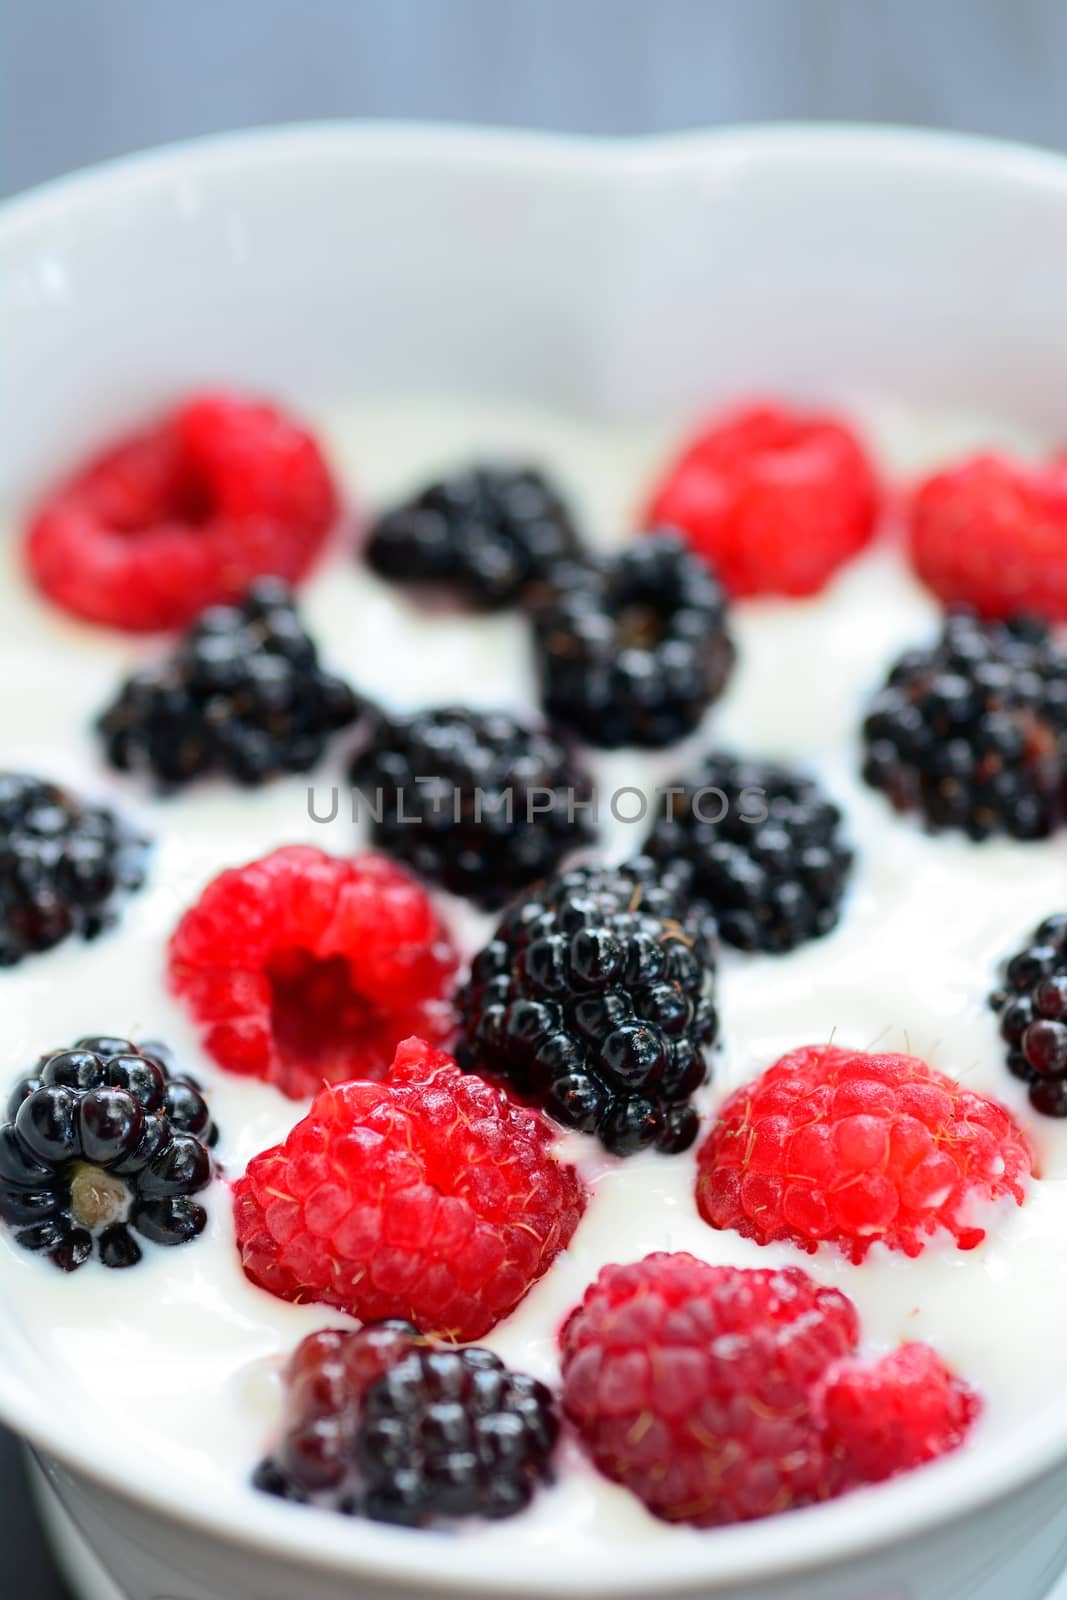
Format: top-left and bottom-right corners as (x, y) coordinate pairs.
(232, 1037), (585, 1341)
(696, 1043), (1034, 1262)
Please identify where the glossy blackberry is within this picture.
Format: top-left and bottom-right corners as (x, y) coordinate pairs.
(530, 531), (735, 748)
(365, 464), (582, 610)
(0, 1036), (217, 1270)
(990, 914), (1067, 1116)
(644, 752), (853, 952)
(862, 610), (1067, 840)
(0, 775), (148, 967)
(348, 706), (594, 908)
(96, 579), (361, 788)
(254, 1323), (558, 1525)
(456, 858), (718, 1156)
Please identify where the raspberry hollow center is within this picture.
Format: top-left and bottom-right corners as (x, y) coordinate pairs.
(266, 947), (375, 1080)
(106, 447), (214, 537)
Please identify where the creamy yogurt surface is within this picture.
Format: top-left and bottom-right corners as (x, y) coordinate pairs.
(1, 393), (1066, 1553)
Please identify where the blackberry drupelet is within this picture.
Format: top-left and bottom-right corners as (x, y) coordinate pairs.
(254, 1322), (559, 1525)
(357, 1344), (557, 1524)
(861, 610), (1067, 840)
(530, 531), (735, 748)
(990, 913), (1067, 1116)
(0, 1036), (217, 1271)
(365, 464), (582, 610)
(97, 579), (361, 788)
(348, 706), (595, 908)
(644, 752), (853, 952)
(456, 858), (718, 1156)
(0, 775), (148, 967)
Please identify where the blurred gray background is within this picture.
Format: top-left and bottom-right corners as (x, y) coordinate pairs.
(4, 0), (1067, 198)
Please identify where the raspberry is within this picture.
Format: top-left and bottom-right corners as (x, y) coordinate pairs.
(365, 464), (582, 610)
(97, 580), (360, 788)
(696, 1044), (1033, 1263)
(559, 1254), (859, 1526)
(456, 859), (718, 1156)
(349, 705), (594, 908)
(561, 1256), (981, 1527)
(529, 532), (735, 749)
(0, 1036), (216, 1272)
(990, 912), (1067, 1116)
(254, 1323), (559, 1525)
(909, 454), (1067, 622)
(25, 392), (338, 632)
(644, 752), (853, 953)
(232, 1037), (585, 1340)
(862, 610), (1067, 840)
(168, 846), (457, 1099)
(642, 402), (880, 599)
(0, 774), (149, 967)
(819, 1344), (980, 1487)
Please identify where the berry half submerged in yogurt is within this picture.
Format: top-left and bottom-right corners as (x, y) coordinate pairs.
(1, 394), (1067, 1551)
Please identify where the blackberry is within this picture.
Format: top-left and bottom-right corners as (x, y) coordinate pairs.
(861, 610), (1067, 840)
(990, 913), (1067, 1116)
(456, 858), (718, 1156)
(530, 532), (735, 748)
(254, 1322), (558, 1525)
(348, 706), (595, 908)
(0, 1036), (217, 1271)
(644, 752), (853, 952)
(365, 464), (582, 610)
(96, 579), (361, 789)
(0, 775), (148, 967)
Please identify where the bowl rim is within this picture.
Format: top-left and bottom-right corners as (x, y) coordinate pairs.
(7, 117), (1067, 1594)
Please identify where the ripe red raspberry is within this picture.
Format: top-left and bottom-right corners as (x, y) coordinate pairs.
(559, 1253), (859, 1526)
(642, 402), (880, 598)
(561, 1255), (981, 1526)
(169, 846), (457, 1098)
(819, 1343), (980, 1487)
(696, 1044), (1034, 1263)
(909, 453), (1067, 622)
(25, 392), (338, 631)
(233, 1037), (586, 1340)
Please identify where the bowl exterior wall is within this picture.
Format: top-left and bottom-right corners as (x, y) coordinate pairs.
(34, 1446), (1067, 1600)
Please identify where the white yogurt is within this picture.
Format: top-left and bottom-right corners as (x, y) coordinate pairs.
(1, 394), (1066, 1553)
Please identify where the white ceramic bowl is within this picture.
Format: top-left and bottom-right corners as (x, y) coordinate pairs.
(5, 122), (1067, 1600)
